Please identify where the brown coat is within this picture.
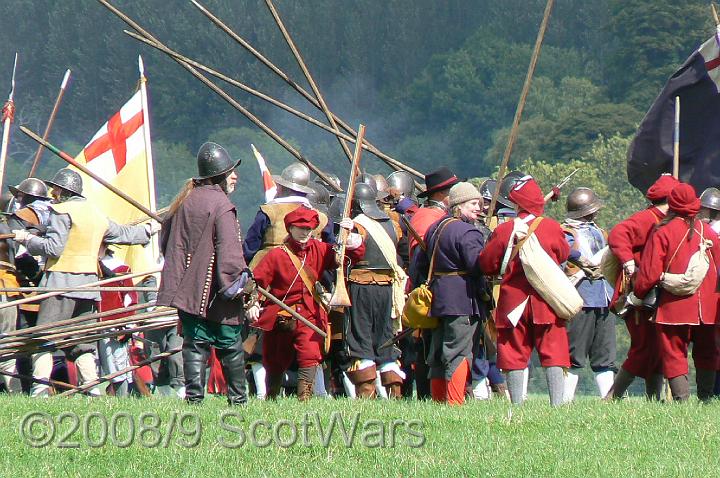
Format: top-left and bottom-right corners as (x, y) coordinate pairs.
(158, 184), (246, 325)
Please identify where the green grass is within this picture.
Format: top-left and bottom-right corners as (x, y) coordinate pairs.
(0, 394), (717, 477)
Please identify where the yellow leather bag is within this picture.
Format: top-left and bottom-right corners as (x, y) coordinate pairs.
(402, 218), (456, 330)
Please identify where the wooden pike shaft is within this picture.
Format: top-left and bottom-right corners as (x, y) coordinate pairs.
(0, 286), (157, 293)
(257, 286), (326, 337)
(0, 301), (161, 343)
(486, 0), (554, 223)
(0, 309), (176, 352)
(713, 3), (720, 26)
(190, 0), (425, 182)
(9, 309), (176, 346)
(126, 31), (382, 160)
(0, 267), (161, 310)
(58, 348), (180, 397)
(673, 96), (680, 179)
(97, 0), (341, 193)
(19, 126), (162, 221)
(329, 125), (366, 308)
(264, 0), (353, 163)
(0, 369), (78, 391)
(0, 319), (177, 358)
(28, 69), (71, 178)
(0, 53), (18, 193)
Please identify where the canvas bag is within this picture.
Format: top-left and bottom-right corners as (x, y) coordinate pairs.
(513, 217), (584, 320)
(660, 221), (713, 296)
(402, 218), (456, 330)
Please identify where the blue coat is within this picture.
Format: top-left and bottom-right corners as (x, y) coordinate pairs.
(413, 215), (488, 318)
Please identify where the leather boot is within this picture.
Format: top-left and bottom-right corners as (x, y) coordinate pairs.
(296, 367), (316, 402)
(216, 339), (248, 406)
(182, 340), (211, 404)
(347, 365), (377, 399)
(669, 374), (690, 402)
(604, 367), (635, 400)
(491, 382), (510, 400)
(696, 368), (716, 403)
(380, 370), (404, 399)
(645, 373), (665, 401)
(266, 373), (284, 400)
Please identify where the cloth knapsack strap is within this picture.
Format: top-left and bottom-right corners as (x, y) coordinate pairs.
(281, 245), (328, 312)
(508, 217), (544, 265)
(427, 218), (458, 283)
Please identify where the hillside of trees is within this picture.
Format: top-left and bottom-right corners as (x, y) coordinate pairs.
(0, 0), (716, 226)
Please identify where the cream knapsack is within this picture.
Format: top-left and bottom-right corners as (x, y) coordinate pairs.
(660, 221), (713, 296)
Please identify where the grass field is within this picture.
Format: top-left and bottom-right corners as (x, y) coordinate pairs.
(0, 394), (717, 477)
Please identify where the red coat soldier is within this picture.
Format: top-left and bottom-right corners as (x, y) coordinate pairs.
(634, 183), (720, 401)
(248, 206), (364, 400)
(478, 176), (570, 406)
(605, 174), (678, 400)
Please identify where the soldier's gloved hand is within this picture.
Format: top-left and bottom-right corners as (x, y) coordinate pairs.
(145, 220), (162, 236)
(623, 260), (636, 276)
(11, 229), (32, 244)
(246, 303), (262, 323)
(550, 186), (562, 202)
(345, 232), (363, 250)
(339, 217), (354, 231)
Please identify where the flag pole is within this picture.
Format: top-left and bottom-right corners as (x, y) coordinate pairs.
(18, 126), (162, 222)
(138, 56), (159, 260)
(712, 3), (720, 26)
(673, 96), (680, 179)
(28, 69), (71, 178)
(0, 53), (18, 192)
(485, 0), (554, 225)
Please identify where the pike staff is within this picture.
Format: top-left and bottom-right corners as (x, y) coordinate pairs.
(19, 126), (162, 221)
(28, 69), (71, 178)
(264, 0), (354, 163)
(190, 0), (425, 183)
(486, 0), (554, 224)
(0, 53), (18, 192)
(330, 124), (366, 308)
(97, 0), (341, 193)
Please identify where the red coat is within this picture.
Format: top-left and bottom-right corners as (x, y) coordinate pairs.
(607, 206), (665, 305)
(99, 262), (138, 321)
(478, 213), (570, 328)
(634, 217), (720, 325)
(408, 206), (445, 256)
(252, 238), (365, 331)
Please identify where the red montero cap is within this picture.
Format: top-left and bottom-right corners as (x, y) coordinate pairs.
(284, 205), (320, 231)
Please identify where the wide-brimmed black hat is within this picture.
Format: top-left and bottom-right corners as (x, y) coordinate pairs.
(417, 167), (462, 198)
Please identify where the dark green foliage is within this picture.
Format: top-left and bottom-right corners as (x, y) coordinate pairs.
(0, 0), (713, 227)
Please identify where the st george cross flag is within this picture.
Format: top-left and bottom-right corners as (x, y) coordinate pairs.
(251, 143), (277, 202)
(628, 30), (720, 194)
(73, 89), (157, 275)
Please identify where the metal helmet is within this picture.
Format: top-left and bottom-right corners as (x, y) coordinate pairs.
(0, 191), (13, 214)
(9, 178), (49, 200)
(328, 194), (345, 224)
(194, 142), (240, 180)
(498, 170), (526, 208)
(307, 182), (330, 215)
(273, 163), (313, 195)
(566, 187), (604, 219)
(359, 172), (390, 200)
(353, 182), (388, 220)
(314, 174), (342, 195)
(45, 168), (83, 197)
(479, 178), (497, 202)
(386, 170), (415, 198)
(700, 187), (720, 211)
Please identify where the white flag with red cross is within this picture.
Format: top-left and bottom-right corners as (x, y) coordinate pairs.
(73, 87), (157, 275)
(251, 143), (277, 202)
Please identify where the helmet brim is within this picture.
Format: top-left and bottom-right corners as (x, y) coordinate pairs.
(273, 175), (314, 195)
(43, 180), (84, 198)
(193, 158), (241, 181)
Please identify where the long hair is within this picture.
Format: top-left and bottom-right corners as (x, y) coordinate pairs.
(165, 179), (196, 220)
(658, 210), (696, 241)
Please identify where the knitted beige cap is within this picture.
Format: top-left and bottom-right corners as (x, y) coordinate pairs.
(449, 182), (481, 207)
